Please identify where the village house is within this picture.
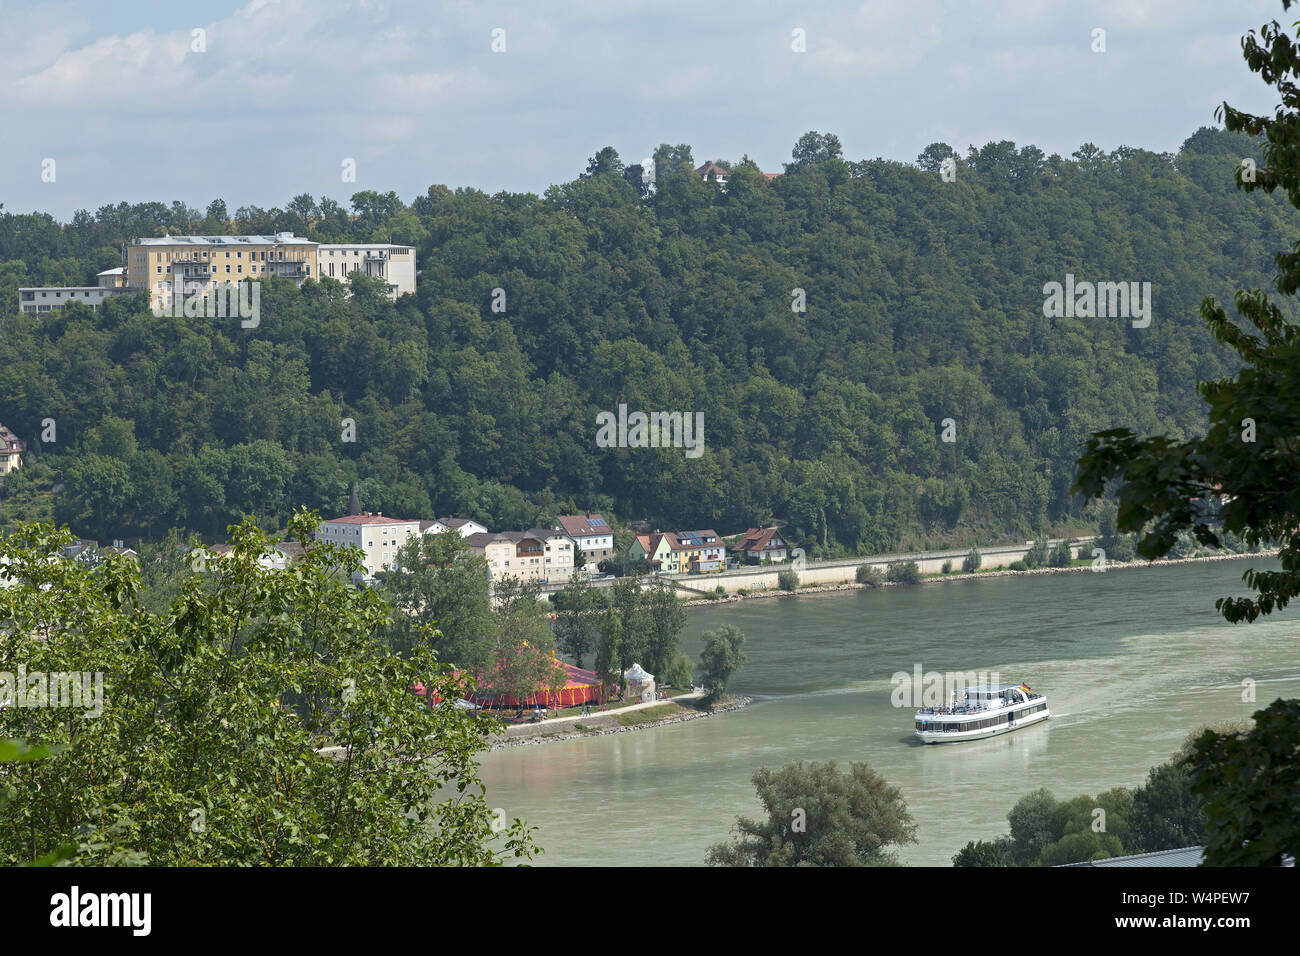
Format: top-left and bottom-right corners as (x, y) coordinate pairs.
(696, 161), (729, 186)
(529, 527), (576, 583)
(629, 529), (724, 574)
(555, 513), (614, 570)
(465, 528), (577, 587)
(0, 424), (27, 475)
(315, 511), (421, 582)
(673, 529), (725, 573)
(629, 532), (679, 572)
(202, 541), (305, 571)
(424, 516), (489, 538)
(694, 161), (781, 189)
(735, 527), (791, 563)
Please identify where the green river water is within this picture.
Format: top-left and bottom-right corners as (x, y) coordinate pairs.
(478, 558), (1300, 866)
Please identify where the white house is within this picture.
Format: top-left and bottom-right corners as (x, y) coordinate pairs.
(316, 512), (421, 581)
(527, 528), (576, 584)
(431, 517), (488, 538)
(555, 514), (614, 571)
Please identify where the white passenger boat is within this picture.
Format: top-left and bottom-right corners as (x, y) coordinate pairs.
(914, 683), (1049, 744)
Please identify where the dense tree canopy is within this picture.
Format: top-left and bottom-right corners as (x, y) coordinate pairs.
(0, 512), (537, 865)
(2, 127), (1295, 559)
(706, 760), (917, 866)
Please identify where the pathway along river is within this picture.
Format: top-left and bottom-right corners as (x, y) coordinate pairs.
(478, 557), (1300, 866)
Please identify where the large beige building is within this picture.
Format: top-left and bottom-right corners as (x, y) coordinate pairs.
(125, 233), (319, 311)
(315, 512), (422, 581)
(465, 529), (576, 589)
(317, 244), (416, 299)
(20, 233), (417, 314)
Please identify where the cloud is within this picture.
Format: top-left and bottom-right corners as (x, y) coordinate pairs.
(1, 0), (1288, 218)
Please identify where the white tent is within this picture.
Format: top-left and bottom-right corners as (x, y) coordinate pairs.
(624, 663), (656, 702)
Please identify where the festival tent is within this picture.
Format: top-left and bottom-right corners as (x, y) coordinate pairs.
(466, 661), (611, 710)
(623, 662), (656, 702)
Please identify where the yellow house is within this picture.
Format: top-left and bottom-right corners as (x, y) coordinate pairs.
(672, 530), (725, 573)
(124, 233), (319, 311)
(0, 425), (25, 475)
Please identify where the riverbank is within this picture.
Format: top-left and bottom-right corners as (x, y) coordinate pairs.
(489, 695), (752, 749)
(677, 549), (1281, 609)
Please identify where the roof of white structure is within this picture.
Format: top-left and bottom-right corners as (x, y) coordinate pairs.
(318, 243), (408, 249)
(1057, 846), (1206, 867)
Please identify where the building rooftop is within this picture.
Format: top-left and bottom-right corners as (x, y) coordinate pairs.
(1058, 846), (1206, 868)
(556, 514), (610, 537)
(131, 232), (315, 246)
(319, 242), (410, 249)
(323, 513), (415, 525)
(736, 527), (785, 551)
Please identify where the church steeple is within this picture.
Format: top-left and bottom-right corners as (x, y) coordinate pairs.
(347, 484), (361, 516)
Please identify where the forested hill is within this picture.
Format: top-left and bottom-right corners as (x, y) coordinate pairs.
(1, 127), (1295, 555)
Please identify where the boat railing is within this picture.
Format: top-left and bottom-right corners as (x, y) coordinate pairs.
(915, 703), (993, 716)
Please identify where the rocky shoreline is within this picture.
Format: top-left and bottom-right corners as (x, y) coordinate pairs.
(679, 549), (1281, 608)
(489, 695), (752, 750)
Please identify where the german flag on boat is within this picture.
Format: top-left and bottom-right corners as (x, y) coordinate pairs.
(1020, 682), (1031, 694)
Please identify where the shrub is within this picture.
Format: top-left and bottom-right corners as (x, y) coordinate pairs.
(662, 649), (694, 688)
(1107, 536), (1137, 562)
(856, 564), (885, 586)
(885, 560), (921, 585)
(941, 559), (953, 574)
(1009, 560), (1029, 571)
(1024, 537), (1050, 568)
(777, 569), (799, 591)
(962, 547), (982, 573)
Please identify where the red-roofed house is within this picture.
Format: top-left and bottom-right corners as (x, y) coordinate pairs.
(735, 527), (790, 563)
(555, 513), (614, 570)
(696, 161), (729, 185)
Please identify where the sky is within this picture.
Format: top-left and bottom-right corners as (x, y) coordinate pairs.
(0, 0), (1289, 220)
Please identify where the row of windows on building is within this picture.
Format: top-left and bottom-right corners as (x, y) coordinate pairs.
(137, 250), (310, 262)
(916, 702), (1048, 733)
(154, 262), (310, 283)
(23, 290), (105, 299)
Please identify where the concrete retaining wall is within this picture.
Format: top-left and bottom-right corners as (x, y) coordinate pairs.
(539, 538), (1095, 598)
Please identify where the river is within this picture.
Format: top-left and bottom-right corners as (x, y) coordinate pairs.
(478, 558), (1300, 866)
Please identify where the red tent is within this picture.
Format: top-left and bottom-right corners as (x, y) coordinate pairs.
(468, 661), (611, 710)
